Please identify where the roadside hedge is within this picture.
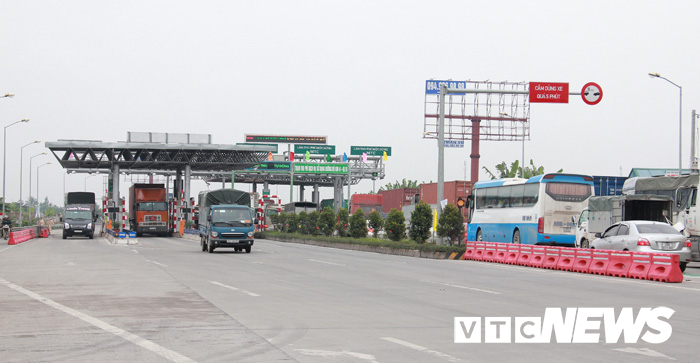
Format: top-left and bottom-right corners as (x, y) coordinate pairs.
(256, 231), (466, 254)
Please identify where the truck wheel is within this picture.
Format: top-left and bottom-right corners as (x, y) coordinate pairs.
(680, 262), (687, 273)
(581, 239), (589, 249)
(512, 230), (521, 244)
(207, 238), (215, 253)
(245, 247), (251, 253)
(201, 237), (206, 252)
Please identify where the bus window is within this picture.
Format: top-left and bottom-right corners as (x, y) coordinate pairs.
(510, 185), (524, 207)
(545, 182), (591, 202)
(497, 187), (511, 208)
(484, 188), (498, 208)
(523, 184), (539, 207)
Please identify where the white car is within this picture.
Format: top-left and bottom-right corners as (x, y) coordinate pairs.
(591, 220), (691, 272)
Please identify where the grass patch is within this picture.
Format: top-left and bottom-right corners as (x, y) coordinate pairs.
(256, 231), (466, 254)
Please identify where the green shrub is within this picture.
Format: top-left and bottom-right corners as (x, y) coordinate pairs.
(409, 201), (432, 243)
(307, 211), (320, 235)
(319, 207), (336, 236)
(384, 208), (406, 241)
(336, 208), (349, 237)
(298, 211), (309, 234)
(287, 213), (299, 233)
(437, 204), (464, 245)
(349, 209), (367, 239)
(368, 210), (384, 238)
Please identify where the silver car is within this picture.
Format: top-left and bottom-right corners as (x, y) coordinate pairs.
(591, 220), (691, 272)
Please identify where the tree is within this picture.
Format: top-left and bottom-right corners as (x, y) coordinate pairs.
(378, 178), (420, 192)
(307, 211), (320, 235)
(409, 201), (433, 243)
(437, 204), (465, 245)
(336, 208), (349, 237)
(368, 210), (384, 238)
(483, 159), (563, 179)
(384, 208), (406, 241)
(349, 209), (367, 239)
(319, 207), (336, 236)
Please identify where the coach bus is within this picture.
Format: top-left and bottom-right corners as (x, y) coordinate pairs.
(466, 173), (594, 245)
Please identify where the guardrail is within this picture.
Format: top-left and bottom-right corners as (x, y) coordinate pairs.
(461, 241), (684, 283)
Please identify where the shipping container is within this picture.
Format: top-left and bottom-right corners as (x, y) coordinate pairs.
(592, 175), (626, 196)
(419, 181), (472, 216)
(351, 194), (383, 215)
(379, 188), (419, 213)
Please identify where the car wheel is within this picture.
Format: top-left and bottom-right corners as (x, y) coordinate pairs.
(512, 229), (521, 244)
(89, 233), (94, 240)
(680, 262), (687, 273)
(581, 239), (589, 249)
(207, 238), (215, 253)
(62, 233), (67, 240)
(201, 237), (206, 252)
(476, 229), (483, 242)
(245, 246), (251, 253)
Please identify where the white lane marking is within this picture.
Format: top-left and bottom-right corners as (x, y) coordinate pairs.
(295, 349), (378, 363)
(151, 261), (167, 267)
(613, 347), (675, 360)
(381, 337), (460, 362)
(0, 277), (195, 363)
(0, 245), (17, 254)
(210, 281), (260, 297)
(308, 259), (345, 266)
(421, 280), (501, 295)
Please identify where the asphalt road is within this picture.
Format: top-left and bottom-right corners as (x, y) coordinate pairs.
(1, 234), (699, 362)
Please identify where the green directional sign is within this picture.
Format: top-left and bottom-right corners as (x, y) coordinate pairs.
(294, 163), (349, 174)
(295, 144), (336, 155)
(350, 146), (392, 156)
(237, 143), (278, 153)
(245, 134), (327, 144)
(247, 162), (291, 171)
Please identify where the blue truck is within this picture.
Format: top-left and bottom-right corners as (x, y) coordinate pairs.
(198, 189), (255, 253)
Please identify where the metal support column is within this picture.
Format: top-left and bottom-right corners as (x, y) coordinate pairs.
(184, 164), (191, 222)
(111, 163), (119, 229)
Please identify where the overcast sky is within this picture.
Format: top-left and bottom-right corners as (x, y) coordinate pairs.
(2, 1), (700, 207)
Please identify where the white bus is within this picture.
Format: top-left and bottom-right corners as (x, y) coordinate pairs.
(466, 173), (594, 245)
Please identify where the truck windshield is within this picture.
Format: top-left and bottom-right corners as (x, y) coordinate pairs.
(138, 202), (168, 211)
(212, 208), (252, 226)
(65, 210), (92, 220)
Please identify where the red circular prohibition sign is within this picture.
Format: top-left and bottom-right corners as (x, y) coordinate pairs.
(581, 82), (603, 105)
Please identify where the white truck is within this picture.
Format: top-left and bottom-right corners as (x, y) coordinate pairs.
(621, 175), (700, 262)
(574, 194), (673, 249)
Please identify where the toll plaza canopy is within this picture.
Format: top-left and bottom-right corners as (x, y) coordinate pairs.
(45, 139), (275, 175)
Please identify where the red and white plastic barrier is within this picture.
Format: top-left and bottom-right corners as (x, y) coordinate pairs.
(461, 241), (685, 283)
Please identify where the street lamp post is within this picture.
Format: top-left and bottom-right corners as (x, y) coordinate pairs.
(3, 119), (30, 216)
(649, 73), (682, 176)
(84, 173), (97, 192)
(36, 162), (51, 219)
(29, 152), (47, 222)
(19, 140), (40, 225)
